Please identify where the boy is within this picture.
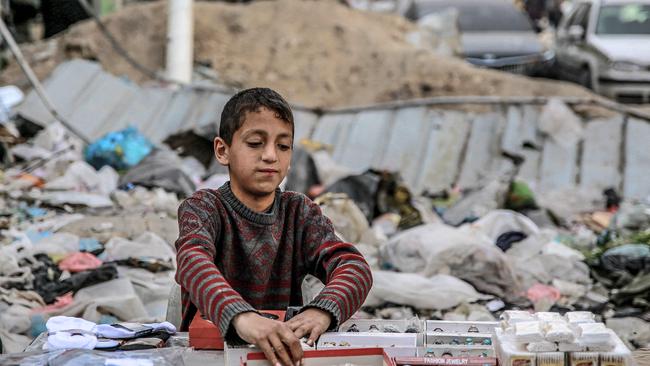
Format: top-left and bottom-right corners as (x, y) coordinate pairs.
(175, 88), (373, 366)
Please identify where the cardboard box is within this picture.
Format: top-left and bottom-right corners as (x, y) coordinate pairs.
(394, 356), (498, 366)
(189, 310), (286, 350)
(241, 348), (396, 366)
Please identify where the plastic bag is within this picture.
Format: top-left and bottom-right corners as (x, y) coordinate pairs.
(381, 223), (520, 297)
(364, 271), (491, 310)
(84, 126), (153, 170)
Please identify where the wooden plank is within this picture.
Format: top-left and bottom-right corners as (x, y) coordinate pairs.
(580, 116), (623, 191)
(539, 139), (578, 192)
(457, 112), (505, 189)
(336, 110), (394, 172)
(624, 118), (650, 199)
(415, 110), (471, 194)
(293, 110), (319, 143)
(377, 107), (428, 188)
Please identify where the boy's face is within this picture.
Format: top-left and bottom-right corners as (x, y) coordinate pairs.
(214, 107), (293, 198)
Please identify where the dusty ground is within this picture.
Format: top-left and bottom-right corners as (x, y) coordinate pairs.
(1, 0), (594, 108)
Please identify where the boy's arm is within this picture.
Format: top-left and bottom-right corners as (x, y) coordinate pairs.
(298, 198), (373, 328)
(175, 196), (256, 336)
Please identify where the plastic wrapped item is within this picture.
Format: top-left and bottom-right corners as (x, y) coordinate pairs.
(514, 321), (544, 343)
(84, 127), (153, 170)
(565, 311), (595, 325)
(575, 323), (611, 344)
(526, 341), (557, 352)
(534, 312), (564, 324)
(501, 311), (535, 326)
(536, 352), (564, 366)
(544, 321), (574, 343)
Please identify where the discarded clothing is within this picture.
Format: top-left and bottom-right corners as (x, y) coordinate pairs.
(95, 322), (176, 339)
(33, 262), (118, 304)
(496, 231), (527, 251)
(59, 252), (103, 273)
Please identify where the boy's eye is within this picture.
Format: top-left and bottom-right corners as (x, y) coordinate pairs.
(278, 144), (291, 151)
(247, 142), (263, 148)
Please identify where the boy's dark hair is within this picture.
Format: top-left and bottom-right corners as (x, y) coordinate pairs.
(219, 87), (294, 145)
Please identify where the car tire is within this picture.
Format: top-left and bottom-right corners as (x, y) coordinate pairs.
(578, 67), (592, 89)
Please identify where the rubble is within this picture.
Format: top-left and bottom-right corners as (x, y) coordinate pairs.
(0, 0), (594, 109)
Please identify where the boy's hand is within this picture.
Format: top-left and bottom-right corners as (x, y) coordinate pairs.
(232, 312), (303, 366)
(286, 308), (332, 346)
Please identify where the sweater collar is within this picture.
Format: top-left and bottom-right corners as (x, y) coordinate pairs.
(218, 182), (280, 225)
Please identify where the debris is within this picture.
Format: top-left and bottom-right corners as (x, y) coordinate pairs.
(84, 127), (153, 171)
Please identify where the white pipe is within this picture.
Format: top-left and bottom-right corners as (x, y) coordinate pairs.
(166, 0), (193, 83)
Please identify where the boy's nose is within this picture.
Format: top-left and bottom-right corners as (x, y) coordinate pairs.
(262, 145), (278, 162)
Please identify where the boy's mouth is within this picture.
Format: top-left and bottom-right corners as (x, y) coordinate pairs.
(257, 169), (279, 174)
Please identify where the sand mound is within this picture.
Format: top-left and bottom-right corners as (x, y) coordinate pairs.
(1, 0), (592, 108)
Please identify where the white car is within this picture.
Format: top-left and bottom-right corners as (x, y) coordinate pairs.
(555, 0), (650, 103)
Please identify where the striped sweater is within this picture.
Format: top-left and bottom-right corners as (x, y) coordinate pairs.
(175, 182), (373, 336)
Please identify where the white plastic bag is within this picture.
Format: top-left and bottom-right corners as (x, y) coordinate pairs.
(381, 223), (520, 297)
(364, 271), (491, 310)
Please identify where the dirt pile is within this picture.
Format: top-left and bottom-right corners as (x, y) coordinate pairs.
(1, 0), (593, 108)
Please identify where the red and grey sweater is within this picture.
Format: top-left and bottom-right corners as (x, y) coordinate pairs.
(175, 182), (373, 335)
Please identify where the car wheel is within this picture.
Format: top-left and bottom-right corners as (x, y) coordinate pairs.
(578, 67), (592, 89)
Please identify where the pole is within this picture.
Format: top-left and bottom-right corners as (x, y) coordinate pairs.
(166, 0), (193, 83)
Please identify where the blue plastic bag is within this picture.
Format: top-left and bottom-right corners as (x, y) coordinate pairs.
(84, 127), (153, 170)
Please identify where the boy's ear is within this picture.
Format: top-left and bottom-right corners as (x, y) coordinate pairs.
(214, 137), (230, 166)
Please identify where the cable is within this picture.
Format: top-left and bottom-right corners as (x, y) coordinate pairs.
(0, 16), (91, 144)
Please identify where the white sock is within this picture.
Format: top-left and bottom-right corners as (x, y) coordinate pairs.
(46, 316), (97, 333)
(44, 331), (97, 350)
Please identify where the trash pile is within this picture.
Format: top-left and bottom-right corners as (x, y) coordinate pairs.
(290, 146), (650, 351)
(0, 118), (230, 354)
(0, 0), (593, 109)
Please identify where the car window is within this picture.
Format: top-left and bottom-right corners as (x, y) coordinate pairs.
(596, 4), (650, 34)
(409, 2), (535, 32)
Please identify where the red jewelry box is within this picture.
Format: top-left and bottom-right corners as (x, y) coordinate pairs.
(189, 310), (287, 350)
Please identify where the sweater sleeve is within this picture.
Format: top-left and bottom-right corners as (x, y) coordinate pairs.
(175, 195), (256, 336)
(300, 198), (373, 328)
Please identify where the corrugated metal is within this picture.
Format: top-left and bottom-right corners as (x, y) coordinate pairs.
(15, 60), (650, 200)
